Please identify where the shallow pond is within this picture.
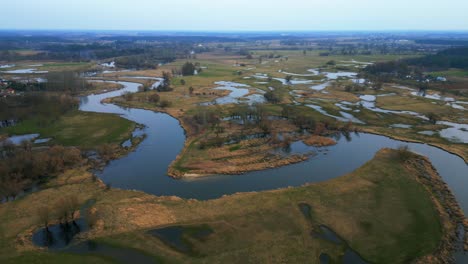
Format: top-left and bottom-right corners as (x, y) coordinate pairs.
(32, 219), (87, 249)
(312, 225), (367, 263)
(147, 225), (213, 254)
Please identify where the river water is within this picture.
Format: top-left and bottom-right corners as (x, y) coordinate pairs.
(77, 80), (468, 262)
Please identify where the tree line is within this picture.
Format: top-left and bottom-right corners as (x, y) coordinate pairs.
(0, 144), (84, 201)
(0, 93), (78, 127)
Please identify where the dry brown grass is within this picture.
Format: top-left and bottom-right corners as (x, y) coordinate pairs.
(303, 135), (337, 147)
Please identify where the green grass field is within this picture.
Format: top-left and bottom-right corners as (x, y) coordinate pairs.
(1, 110), (135, 148)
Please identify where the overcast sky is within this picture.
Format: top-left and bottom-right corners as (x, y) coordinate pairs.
(2, 0), (468, 31)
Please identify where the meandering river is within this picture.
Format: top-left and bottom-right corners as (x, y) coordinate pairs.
(80, 80), (468, 262)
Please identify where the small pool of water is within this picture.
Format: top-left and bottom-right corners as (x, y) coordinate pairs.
(5, 134), (39, 145)
(147, 225), (213, 255)
(310, 82), (331, 91)
(32, 219), (87, 249)
(148, 226), (191, 253)
(312, 225), (367, 263)
(0, 64), (15, 69)
(306, 104), (365, 124)
(4, 68), (48, 74)
(390, 124), (413, 129)
(319, 253), (331, 264)
(34, 138), (52, 144)
(298, 203), (313, 219)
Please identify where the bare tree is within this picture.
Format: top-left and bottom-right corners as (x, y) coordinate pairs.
(37, 206), (50, 232)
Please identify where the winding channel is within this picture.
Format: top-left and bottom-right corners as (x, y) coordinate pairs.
(81, 80), (468, 262)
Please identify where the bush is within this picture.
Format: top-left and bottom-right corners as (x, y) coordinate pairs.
(396, 145), (412, 161)
(264, 90), (281, 103)
(148, 93), (160, 103)
(123, 92), (134, 101)
(159, 99), (172, 108)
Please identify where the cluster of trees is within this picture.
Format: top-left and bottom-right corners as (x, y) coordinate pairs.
(362, 61), (412, 79)
(44, 71), (91, 93)
(114, 55), (159, 69)
(405, 47), (468, 70)
(185, 102), (358, 151)
(0, 34), (216, 65)
(157, 72), (173, 92)
(0, 42), (181, 63)
(181, 62), (196, 76)
(363, 47), (468, 80)
(264, 90), (282, 103)
(37, 194), (88, 246)
(315, 40), (430, 56)
(281, 105), (318, 130)
(0, 144), (84, 201)
(7, 71), (91, 94)
(0, 93), (78, 127)
(190, 104), (272, 149)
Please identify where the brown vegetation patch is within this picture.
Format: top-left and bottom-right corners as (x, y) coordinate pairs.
(303, 135), (337, 147)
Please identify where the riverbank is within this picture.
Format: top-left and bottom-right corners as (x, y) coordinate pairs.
(1, 149), (464, 263)
(1, 110), (136, 149)
(362, 127), (468, 163)
(404, 154), (468, 263)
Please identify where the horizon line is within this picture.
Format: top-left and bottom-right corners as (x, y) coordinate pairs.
(1, 28), (468, 33)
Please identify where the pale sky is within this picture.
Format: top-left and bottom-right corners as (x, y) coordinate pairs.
(1, 0), (468, 31)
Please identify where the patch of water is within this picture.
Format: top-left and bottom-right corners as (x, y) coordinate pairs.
(340, 60), (374, 65)
(5, 68), (48, 74)
(32, 219), (87, 249)
(34, 138), (52, 144)
(148, 226), (191, 253)
(324, 71), (357, 80)
(5, 134), (39, 145)
(411, 91), (455, 102)
(310, 82), (331, 91)
(319, 253), (331, 264)
(437, 121), (468, 144)
(306, 104), (365, 124)
(200, 81), (265, 105)
(273, 77), (313, 85)
(358, 95), (429, 120)
(100, 61), (115, 68)
(418, 131), (436, 136)
(0, 64), (15, 69)
(280, 70), (318, 77)
(298, 203), (312, 219)
(390, 124), (413, 129)
(335, 103), (353, 111)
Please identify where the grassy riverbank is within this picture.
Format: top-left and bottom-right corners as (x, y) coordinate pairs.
(1, 149), (464, 263)
(1, 110), (136, 149)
